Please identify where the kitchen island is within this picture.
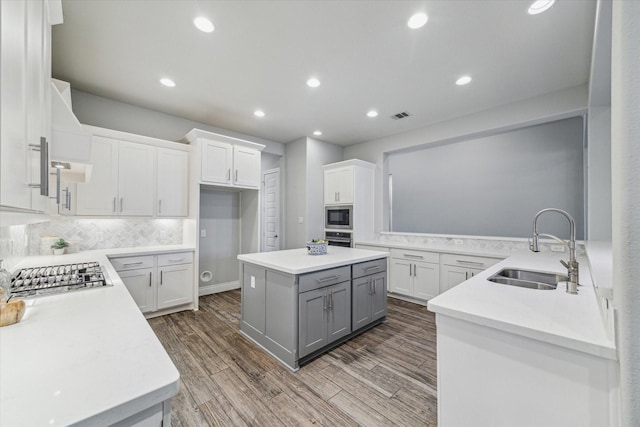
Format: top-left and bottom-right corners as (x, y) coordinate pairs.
(238, 246), (389, 370)
(427, 251), (617, 427)
(0, 248), (187, 427)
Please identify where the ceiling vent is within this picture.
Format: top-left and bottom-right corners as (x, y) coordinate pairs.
(390, 111), (412, 120)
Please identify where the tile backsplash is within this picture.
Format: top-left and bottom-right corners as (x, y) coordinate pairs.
(0, 217), (183, 261)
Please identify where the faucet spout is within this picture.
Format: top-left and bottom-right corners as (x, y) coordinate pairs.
(530, 208), (579, 294)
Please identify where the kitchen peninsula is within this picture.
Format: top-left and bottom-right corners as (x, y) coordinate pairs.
(238, 246), (389, 370)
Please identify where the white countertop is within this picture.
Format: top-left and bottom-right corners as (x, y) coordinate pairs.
(0, 246), (192, 426)
(356, 240), (508, 258)
(584, 241), (613, 299)
(238, 246), (389, 275)
(427, 251), (616, 360)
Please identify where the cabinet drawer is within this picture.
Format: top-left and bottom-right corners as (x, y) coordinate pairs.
(110, 255), (154, 272)
(299, 266), (350, 293)
(157, 251), (194, 267)
(440, 253), (502, 270)
(390, 248), (439, 264)
(352, 258), (387, 279)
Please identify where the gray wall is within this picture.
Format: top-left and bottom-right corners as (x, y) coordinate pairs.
(587, 106), (612, 240)
(284, 138), (307, 249)
(71, 89), (285, 155)
(387, 117), (585, 239)
(344, 85), (590, 238)
(306, 138), (343, 241)
(199, 189), (240, 287)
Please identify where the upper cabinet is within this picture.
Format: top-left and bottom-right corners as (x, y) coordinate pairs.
(0, 0), (56, 213)
(183, 129), (265, 190)
(75, 128), (190, 217)
(157, 148), (188, 217)
(324, 166), (354, 205)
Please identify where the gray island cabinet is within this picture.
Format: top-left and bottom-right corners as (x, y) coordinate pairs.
(238, 247), (389, 370)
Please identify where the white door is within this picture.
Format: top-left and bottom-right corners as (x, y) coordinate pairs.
(390, 258), (413, 295)
(157, 148), (188, 217)
(76, 136), (119, 215)
(324, 168), (341, 204)
(201, 140), (232, 184)
(336, 167), (354, 203)
(118, 141), (155, 216)
(233, 145), (261, 188)
(413, 261), (440, 300)
(157, 264), (193, 309)
(262, 169), (280, 252)
(119, 268), (155, 313)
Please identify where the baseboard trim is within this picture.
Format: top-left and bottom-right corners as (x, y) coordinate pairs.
(386, 292), (428, 307)
(199, 281), (240, 296)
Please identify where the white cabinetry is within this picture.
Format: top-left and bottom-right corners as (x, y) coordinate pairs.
(0, 0), (53, 212)
(157, 148), (188, 217)
(185, 130), (265, 189)
(439, 253), (501, 294)
(76, 136), (154, 216)
(324, 167), (354, 204)
(389, 248), (440, 300)
(76, 131), (189, 217)
(111, 252), (194, 315)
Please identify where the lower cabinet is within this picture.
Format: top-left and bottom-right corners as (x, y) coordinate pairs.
(111, 251), (194, 314)
(389, 248), (440, 300)
(299, 281), (351, 358)
(352, 271), (387, 331)
(439, 253), (502, 294)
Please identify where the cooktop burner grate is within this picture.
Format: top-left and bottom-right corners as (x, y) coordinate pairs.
(10, 261), (112, 298)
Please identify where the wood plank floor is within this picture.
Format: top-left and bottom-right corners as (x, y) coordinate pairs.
(148, 290), (437, 426)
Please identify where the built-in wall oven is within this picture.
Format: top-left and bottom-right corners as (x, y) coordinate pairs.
(325, 231), (352, 248)
(325, 205), (353, 230)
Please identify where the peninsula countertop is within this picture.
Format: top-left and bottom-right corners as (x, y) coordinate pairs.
(0, 246), (191, 426)
(427, 251), (616, 360)
(237, 246), (390, 275)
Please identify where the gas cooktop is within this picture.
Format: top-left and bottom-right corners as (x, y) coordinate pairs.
(10, 261), (112, 298)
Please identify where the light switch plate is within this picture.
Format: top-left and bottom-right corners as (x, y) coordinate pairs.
(200, 229), (207, 238)
(298, 217), (304, 224)
(551, 245), (566, 253)
(96, 232), (104, 242)
(251, 276), (256, 288)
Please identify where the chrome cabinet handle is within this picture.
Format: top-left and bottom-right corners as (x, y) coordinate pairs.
(65, 187), (72, 211)
(149, 272), (152, 287)
(40, 137), (49, 196)
(323, 294), (327, 310)
(456, 260), (484, 267)
(123, 261), (144, 266)
(227, 169), (230, 181)
(120, 197), (123, 213)
(329, 291), (333, 309)
(369, 278), (374, 295)
(160, 270), (163, 285)
(168, 258), (184, 263)
(235, 170), (238, 182)
(373, 279), (376, 295)
(465, 271), (469, 280)
(158, 199), (162, 214)
(317, 275), (339, 283)
(364, 266), (380, 272)
(403, 254), (424, 259)
(113, 197), (116, 213)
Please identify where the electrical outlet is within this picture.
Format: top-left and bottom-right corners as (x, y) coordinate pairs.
(551, 245), (566, 253)
(454, 239), (463, 245)
(200, 229), (207, 238)
(96, 232), (104, 242)
(298, 217), (304, 224)
(160, 229), (167, 239)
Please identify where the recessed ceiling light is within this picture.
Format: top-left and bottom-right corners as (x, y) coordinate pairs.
(527, 0), (556, 15)
(367, 110), (378, 118)
(307, 78), (321, 88)
(407, 13), (428, 29)
(194, 16), (214, 32)
(456, 75), (472, 86)
(313, 130), (322, 136)
(254, 110), (265, 118)
(160, 78), (176, 87)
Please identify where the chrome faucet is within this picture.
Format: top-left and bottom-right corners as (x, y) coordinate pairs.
(529, 208), (579, 294)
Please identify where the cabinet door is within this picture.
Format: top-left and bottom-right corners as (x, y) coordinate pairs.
(413, 261), (440, 300)
(201, 140), (232, 185)
(118, 141), (155, 216)
(324, 168), (341, 204)
(76, 136), (119, 215)
(299, 288), (328, 357)
(157, 263), (193, 310)
(440, 265), (471, 294)
(327, 281), (351, 344)
(157, 148), (188, 217)
(336, 167), (354, 204)
(0, 0), (30, 210)
(352, 276), (372, 331)
(119, 268), (155, 313)
(371, 272), (387, 322)
(233, 145), (260, 188)
(390, 258), (413, 295)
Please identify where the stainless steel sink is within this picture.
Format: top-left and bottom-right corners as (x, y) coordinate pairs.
(487, 268), (569, 290)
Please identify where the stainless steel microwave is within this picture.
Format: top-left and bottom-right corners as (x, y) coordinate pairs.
(325, 205), (353, 229)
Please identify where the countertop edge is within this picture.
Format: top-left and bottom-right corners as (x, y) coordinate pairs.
(355, 240), (508, 258)
(238, 252), (389, 275)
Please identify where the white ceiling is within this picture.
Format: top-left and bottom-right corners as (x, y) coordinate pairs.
(52, 0), (596, 146)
